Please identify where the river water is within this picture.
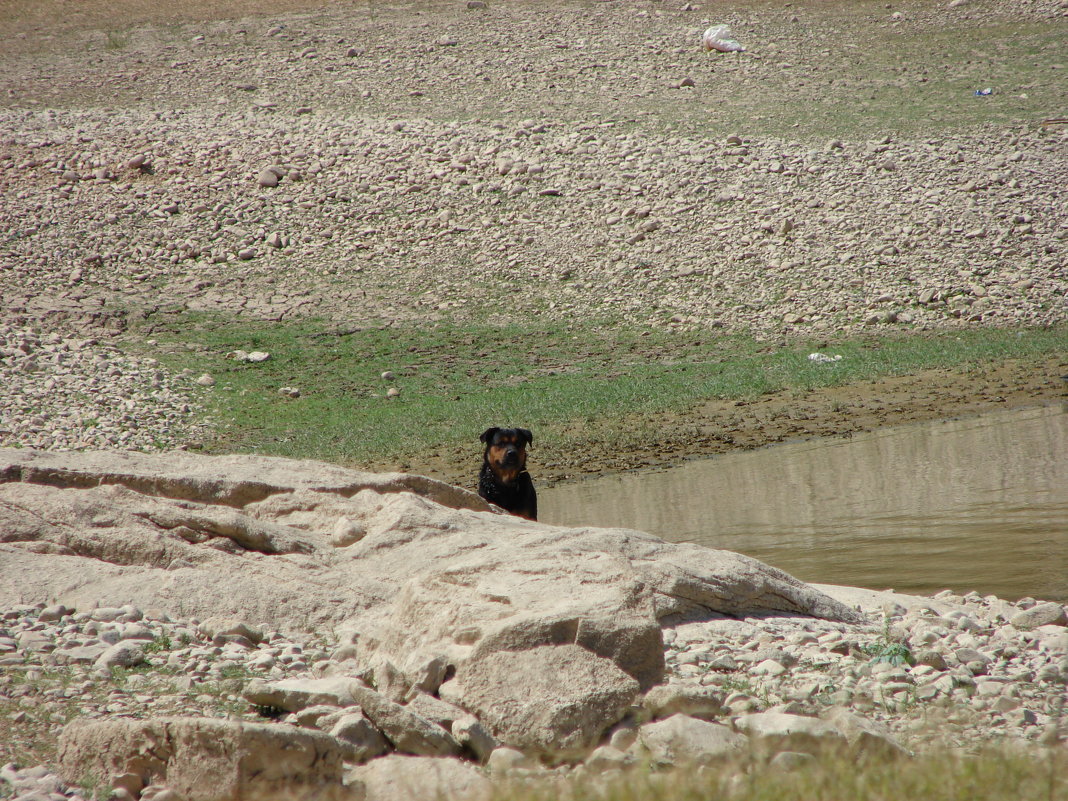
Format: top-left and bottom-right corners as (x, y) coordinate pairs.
(541, 404), (1068, 602)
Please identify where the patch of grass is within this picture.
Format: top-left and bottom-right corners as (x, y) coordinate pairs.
(499, 748), (1068, 801)
(103, 29), (129, 50)
(143, 634), (173, 654)
(134, 313), (1068, 471)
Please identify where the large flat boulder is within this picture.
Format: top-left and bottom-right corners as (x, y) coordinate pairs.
(3, 448), (861, 758)
(57, 717), (356, 801)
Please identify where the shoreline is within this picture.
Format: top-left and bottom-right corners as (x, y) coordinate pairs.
(382, 353), (1068, 490)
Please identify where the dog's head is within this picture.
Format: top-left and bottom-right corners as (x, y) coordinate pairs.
(480, 427), (533, 484)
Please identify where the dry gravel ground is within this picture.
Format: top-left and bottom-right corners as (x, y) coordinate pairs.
(0, 0), (1066, 459)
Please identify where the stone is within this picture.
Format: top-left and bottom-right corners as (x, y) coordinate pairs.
(329, 713), (391, 763)
(768, 751), (815, 771)
(349, 685), (461, 757)
(347, 755), (490, 801)
(485, 747), (538, 774)
(57, 717), (353, 801)
(752, 659), (788, 676)
(914, 649), (948, 670)
(641, 684), (725, 721)
(404, 692), (466, 730)
(451, 644), (639, 759)
(822, 707), (908, 758)
(95, 642), (146, 671)
(636, 714), (747, 766)
(199, 618), (264, 644)
(451, 716), (498, 763)
(954, 647), (993, 668)
(38, 603), (72, 622)
(243, 677), (359, 712)
(1010, 603), (1067, 630)
(585, 744), (635, 772)
(575, 613), (664, 690)
(257, 168), (281, 188)
(733, 712), (848, 756)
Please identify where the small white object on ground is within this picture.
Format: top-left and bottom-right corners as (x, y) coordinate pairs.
(702, 25), (745, 53)
(807, 353), (843, 364)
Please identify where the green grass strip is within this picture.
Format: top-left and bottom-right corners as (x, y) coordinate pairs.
(139, 314), (1067, 467)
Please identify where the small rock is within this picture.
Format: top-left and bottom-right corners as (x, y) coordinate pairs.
(636, 714), (747, 766)
(257, 167), (281, 188)
(452, 716), (498, 763)
(94, 642), (145, 671)
(1010, 603), (1067, 630)
(486, 746), (538, 774)
(330, 713), (391, 763)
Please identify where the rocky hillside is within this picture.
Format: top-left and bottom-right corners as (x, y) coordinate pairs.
(1, 0), (1066, 340)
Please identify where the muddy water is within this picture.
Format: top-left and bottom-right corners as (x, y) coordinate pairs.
(541, 404), (1068, 602)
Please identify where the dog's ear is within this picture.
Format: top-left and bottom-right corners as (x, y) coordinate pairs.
(480, 427), (500, 445)
(517, 428), (533, 447)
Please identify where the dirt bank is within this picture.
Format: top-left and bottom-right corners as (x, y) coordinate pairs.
(381, 352), (1068, 489)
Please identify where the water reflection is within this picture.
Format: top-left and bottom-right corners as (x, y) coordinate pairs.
(541, 404), (1068, 602)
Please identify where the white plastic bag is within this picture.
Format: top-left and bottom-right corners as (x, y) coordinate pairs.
(702, 25), (745, 53)
(807, 353), (843, 364)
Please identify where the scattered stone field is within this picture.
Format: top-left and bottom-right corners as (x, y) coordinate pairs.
(1, 590), (1066, 800)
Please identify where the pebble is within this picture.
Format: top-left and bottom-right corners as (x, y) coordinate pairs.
(257, 167), (280, 188)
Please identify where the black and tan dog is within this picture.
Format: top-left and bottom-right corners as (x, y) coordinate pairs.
(478, 427), (537, 520)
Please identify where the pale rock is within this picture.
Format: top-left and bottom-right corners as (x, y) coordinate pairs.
(39, 604), (72, 622)
(257, 167), (282, 188)
(242, 677), (359, 712)
(296, 705), (341, 728)
(641, 684), (725, 721)
(198, 618), (264, 645)
(822, 707), (908, 757)
(347, 755), (490, 801)
(1010, 603), (1067, 630)
(329, 713), (391, 763)
(95, 641), (146, 671)
(485, 747), (539, 774)
(452, 644), (639, 759)
(451, 716), (498, 763)
(2, 447), (863, 764)
(733, 712), (848, 756)
(636, 714), (747, 766)
(752, 659), (788, 676)
(768, 751), (816, 771)
(585, 744), (635, 772)
(57, 717), (353, 801)
(404, 692), (466, 730)
(349, 684), (462, 757)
